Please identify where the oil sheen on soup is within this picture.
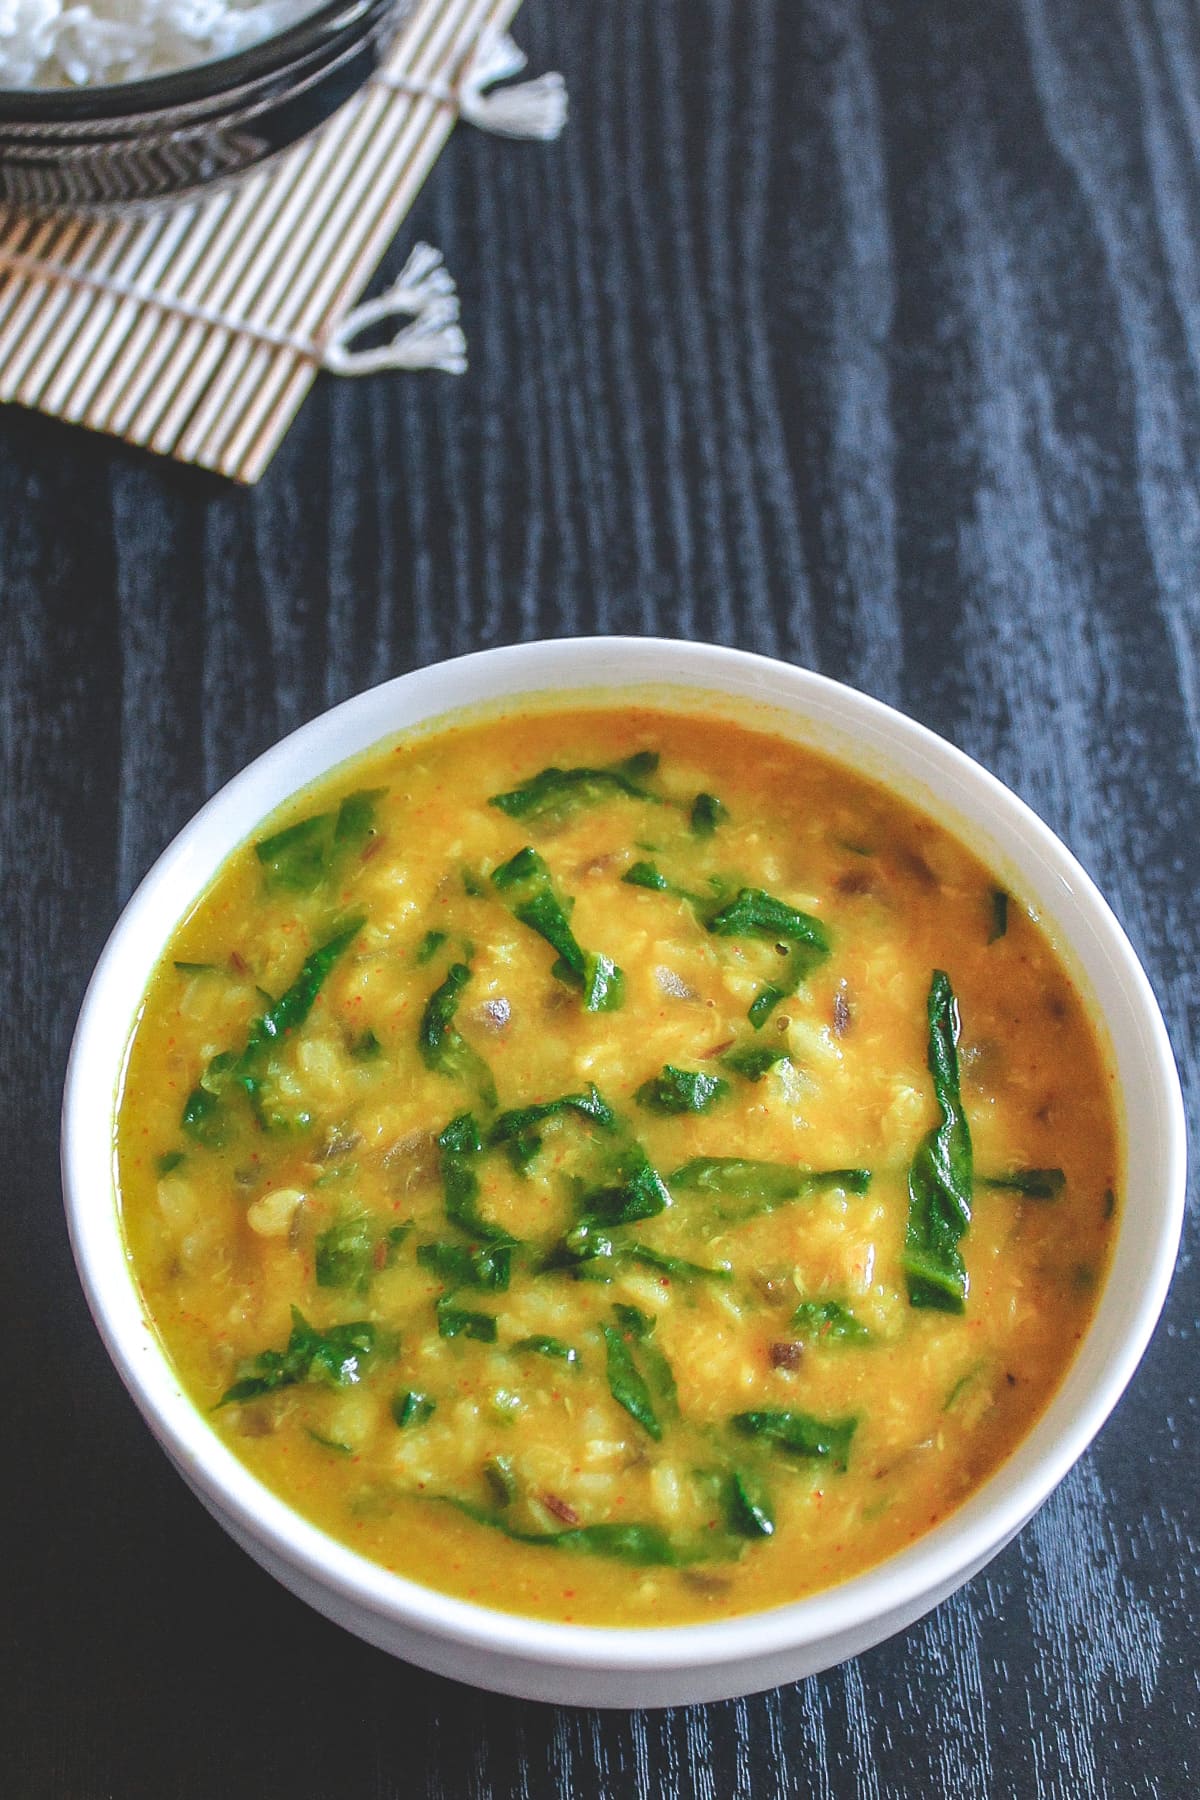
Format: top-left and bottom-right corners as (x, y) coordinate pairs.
(117, 706), (1119, 1626)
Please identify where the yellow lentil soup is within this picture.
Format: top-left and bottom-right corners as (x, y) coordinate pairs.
(116, 705), (1119, 1626)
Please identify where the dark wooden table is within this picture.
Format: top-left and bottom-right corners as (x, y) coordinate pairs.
(3, 1), (1197, 1793)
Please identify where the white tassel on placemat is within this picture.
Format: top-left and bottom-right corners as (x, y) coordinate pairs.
(321, 243), (468, 376)
(378, 29), (567, 141)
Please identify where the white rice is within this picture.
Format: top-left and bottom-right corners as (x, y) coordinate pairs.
(0, 0), (321, 89)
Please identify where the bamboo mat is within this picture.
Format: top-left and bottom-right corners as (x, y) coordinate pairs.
(0, 0), (535, 483)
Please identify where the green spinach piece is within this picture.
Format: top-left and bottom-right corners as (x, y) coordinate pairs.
(732, 1409), (857, 1471)
(706, 887), (829, 949)
(791, 1298), (871, 1344)
(720, 1044), (790, 1082)
(612, 1304), (677, 1414)
(577, 1144), (672, 1229)
(419, 961), (497, 1109)
(726, 1470), (775, 1537)
(415, 928), (448, 965)
(391, 1390), (436, 1428)
(979, 1168), (1065, 1200)
(306, 1428), (353, 1455)
(628, 1246), (732, 1283)
(988, 889), (1009, 943)
(181, 919), (364, 1144)
(437, 1113), (514, 1245)
(601, 1321), (663, 1440)
(155, 1150), (186, 1176)
(217, 1307), (375, 1406)
(489, 752), (661, 822)
(255, 790), (385, 894)
(348, 1027), (383, 1060)
(487, 1083), (615, 1173)
(902, 970), (974, 1312)
(315, 1215), (375, 1291)
(255, 813), (333, 894)
(669, 1158), (871, 1222)
(492, 847), (624, 1012)
(513, 1335), (580, 1364)
(418, 1240), (513, 1291)
(635, 1065), (728, 1115)
(690, 792), (728, 836)
(435, 1297), (498, 1342)
(443, 1502), (740, 1566)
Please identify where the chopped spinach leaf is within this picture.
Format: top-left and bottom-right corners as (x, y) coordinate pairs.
(747, 984), (787, 1029)
(988, 889), (1009, 943)
(720, 1043), (791, 1082)
(333, 788), (386, 856)
(902, 970), (974, 1313)
(436, 1113), (513, 1245)
(255, 812), (334, 894)
(705, 886), (830, 949)
(435, 1297), (498, 1342)
(635, 1064), (728, 1115)
(415, 928), (448, 965)
(577, 1143), (673, 1229)
(487, 1083), (614, 1172)
(791, 1298), (871, 1344)
(418, 1240), (513, 1291)
(726, 1470), (775, 1537)
(306, 1428), (353, 1455)
(391, 1390), (436, 1428)
(628, 1246), (733, 1282)
(315, 1215), (375, 1292)
(601, 1321), (662, 1439)
(442, 1501), (740, 1566)
(181, 919), (364, 1144)
(731, 1409), (857, 1471)
(979, 1168), (1065, 1200)
(489, 753), (662, 822)
(492, 848), (625, 1012)
(155, 1150), (186, 1176)
(668, 1158), (871, 1222)
(216, 1307), (375, 1406)
(173, 960), (215, 975)
(419, 961), (497, 1109)
(623, 859), (670, 891)
(349, 1027), (383, 1060)
(512, 1335), (580, 1364)
(690, 791), (728, 836)
(254, 790), (384, 895)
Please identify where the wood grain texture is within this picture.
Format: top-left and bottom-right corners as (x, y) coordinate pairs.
(1, 0), (1196, 1794)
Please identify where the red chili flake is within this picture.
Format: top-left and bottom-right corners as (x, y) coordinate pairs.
(361, 836), (384, 862)
(769, 1341), (803, 1370)
(229, 950), (249, 975)
(541, 1493), (579, 1526)
(701, 1039), (736, 1059)
(372, 1241), (388, 1270)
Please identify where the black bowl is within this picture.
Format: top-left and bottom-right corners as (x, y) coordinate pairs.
(0, 0), (408, 207)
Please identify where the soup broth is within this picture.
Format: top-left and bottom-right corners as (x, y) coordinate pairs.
(117, 705), (1119, 1626)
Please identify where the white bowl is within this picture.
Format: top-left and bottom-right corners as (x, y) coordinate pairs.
(62, 637), (1186, 1708)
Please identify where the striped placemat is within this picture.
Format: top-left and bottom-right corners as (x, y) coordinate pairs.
(0, 0), (563, 483)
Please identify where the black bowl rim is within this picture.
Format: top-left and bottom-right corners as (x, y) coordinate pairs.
(0, 0), (399, 124)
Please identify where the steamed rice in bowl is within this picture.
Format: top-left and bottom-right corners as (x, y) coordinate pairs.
(0, 0), (322, 88)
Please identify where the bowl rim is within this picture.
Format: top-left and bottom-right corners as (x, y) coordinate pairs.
(61, 636), (1187, 1676)
(0, 0), (395, 123)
